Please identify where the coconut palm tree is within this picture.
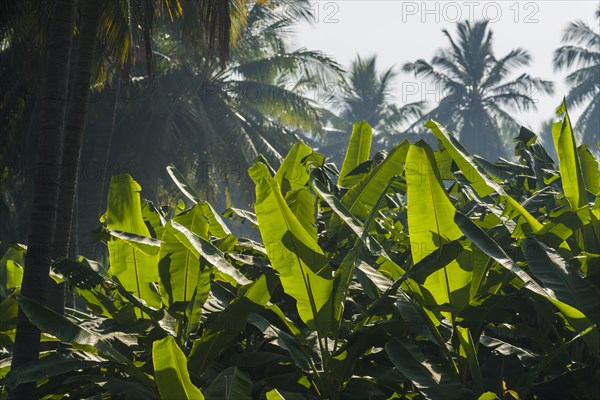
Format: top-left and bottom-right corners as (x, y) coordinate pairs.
(337, 55), (423, 129)
(403, 20), (554, 160)
(554, 7), (600, 148)
(53, 0), (101, 278)
(321, 55), (423, 165)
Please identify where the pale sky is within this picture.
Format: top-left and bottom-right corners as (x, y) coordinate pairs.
(291, 0), (599, 133)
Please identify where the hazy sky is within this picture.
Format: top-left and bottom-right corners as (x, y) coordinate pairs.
(291, 0), (599, 133)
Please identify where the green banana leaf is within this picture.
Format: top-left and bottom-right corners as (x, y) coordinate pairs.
(285, 188), (318, 241)
(406, 141), (470, 313)
(338, 121), (372, 188)
(170, 220), (250, 286)
(0, 293), (18, 329)
(167, 164), (201, 203)
(0, 243), (25, 297)
(340, 140), (409, 221)
(311, 178), (394, 262)
(275, 141), (323, 195)
(3, 353), (100, 390)
(204, 366), (252, 400)
(159, 204), (209, 307)
(223, 207), (258, 227)
(187, 275), (271, 375)
(201, 201), (238, 251)
(385, 338), (474, 400)
(104, 174), (161, 312)
(250, 161), (332, 334)
(65, 374), (158, 399)
(185, 265), (212, 337)
(552, 100), (587, 209)
(141, 199), (166, 239)
(425, 119), (498, 197)
(51, 255), (157, 321)
(152, 336), (204, 399)
(17, 295), (132, 363)
(456, 326), (483, 394)
(107, 230), (162, 256)
(515, 325), (595, 395)
(51, 256), (108, 290)
(266, 389), (286, 400)
(524, 237), (600, 327)
(246, 313), (309, 370)
(425, 119), (543, 236)
(455, 212), (600, 354)
(578, 145), (600, 196)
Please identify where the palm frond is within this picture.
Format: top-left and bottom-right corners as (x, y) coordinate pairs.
(489, 73), (554, 106)
(554, 45), (600, 69)
(565, 71), (600, 108)
(197, 0), (232, 62)
(233, 48), (343, 84)
(573, 91), (600, 146)
(402, 59), (455, 87)
(226, 80), (322, 132)
(481, 48), (531, 90)
(431, 53), (469, 82)
(562, 20), (600, 48)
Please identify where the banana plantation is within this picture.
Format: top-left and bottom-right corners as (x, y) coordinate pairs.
(0, 1), (599, 399)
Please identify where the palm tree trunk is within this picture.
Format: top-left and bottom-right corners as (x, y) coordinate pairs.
(9, 0), (75, 398)
(50, 0), (101, 313)
(462, 99), (504, 161)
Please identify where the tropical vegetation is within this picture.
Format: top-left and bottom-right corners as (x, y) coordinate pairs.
(1, 101), (599, 399)
(0, 0), (599, 399)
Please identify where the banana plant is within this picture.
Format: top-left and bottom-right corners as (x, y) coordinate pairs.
(1, 104), (599, 400)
